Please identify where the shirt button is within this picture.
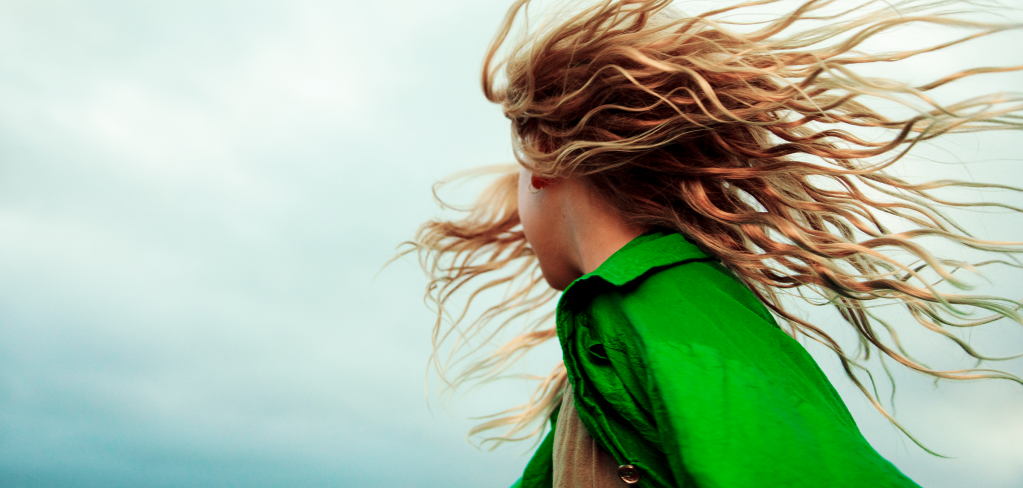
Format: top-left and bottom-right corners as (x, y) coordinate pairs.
(617, 464), (641, 485)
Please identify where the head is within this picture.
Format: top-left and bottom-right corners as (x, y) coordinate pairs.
(487, 0), (799, 268)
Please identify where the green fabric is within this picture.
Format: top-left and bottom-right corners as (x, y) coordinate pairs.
(512, 231), (920, 488)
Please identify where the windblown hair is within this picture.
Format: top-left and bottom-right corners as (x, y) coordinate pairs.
(409, 0), (1023, 449)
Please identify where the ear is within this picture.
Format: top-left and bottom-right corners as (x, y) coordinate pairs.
(530, 174), (550, 190)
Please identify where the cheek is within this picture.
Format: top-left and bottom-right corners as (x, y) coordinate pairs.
(517, 171), (541, 243)
(517, 170), (568, 289)
(517, 171), (549, 254)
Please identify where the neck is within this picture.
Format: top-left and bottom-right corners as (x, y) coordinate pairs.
(563, 180), (648, 275)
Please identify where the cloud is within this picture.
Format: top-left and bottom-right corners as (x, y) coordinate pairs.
(0, 1), (1021, 487)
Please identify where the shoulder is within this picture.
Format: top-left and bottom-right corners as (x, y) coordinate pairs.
(588, 259), (850, 412)
(573, 258), (843, 404)
(581, 259), (781, 349)
(625, 259), (773, 322)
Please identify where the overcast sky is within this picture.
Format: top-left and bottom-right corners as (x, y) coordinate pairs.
(0, 1), (1021, 487)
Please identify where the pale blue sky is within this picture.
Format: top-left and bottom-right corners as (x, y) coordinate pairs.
(0, 1), (1021, 487)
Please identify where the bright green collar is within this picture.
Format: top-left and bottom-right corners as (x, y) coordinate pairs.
(573, 231), (710, 288)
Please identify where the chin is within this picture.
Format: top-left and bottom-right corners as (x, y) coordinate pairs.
(543, 276), (568, 292)
(539, 268), (573, 292)
(536, 255), (578, 291)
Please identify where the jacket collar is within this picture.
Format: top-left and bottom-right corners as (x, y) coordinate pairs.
(572, 231), (710, 288)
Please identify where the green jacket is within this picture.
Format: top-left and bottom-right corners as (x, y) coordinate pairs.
(511, 232), (919, 488)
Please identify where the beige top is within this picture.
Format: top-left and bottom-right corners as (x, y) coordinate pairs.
(553, 383), (631, 487)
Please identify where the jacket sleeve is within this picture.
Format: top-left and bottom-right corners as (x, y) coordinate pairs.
(609, 261), (920, 488)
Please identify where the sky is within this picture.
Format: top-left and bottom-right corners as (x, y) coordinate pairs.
(0, 0), (1021, 487)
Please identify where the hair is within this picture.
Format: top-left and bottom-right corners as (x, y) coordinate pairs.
(407, 0), (1023, 450)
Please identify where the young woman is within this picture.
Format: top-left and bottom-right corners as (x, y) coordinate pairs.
(409, 0), (1023, 486)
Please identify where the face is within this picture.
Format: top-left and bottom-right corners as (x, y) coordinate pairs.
(517, 168), (579, 290)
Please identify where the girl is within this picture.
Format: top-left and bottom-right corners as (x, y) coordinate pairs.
(409, 0), (1023, 486)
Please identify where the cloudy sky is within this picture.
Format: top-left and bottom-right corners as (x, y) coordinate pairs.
(0, 0), (1021, 487)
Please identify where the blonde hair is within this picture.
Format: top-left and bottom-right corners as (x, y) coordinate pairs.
(408, 0), (1023, 449)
